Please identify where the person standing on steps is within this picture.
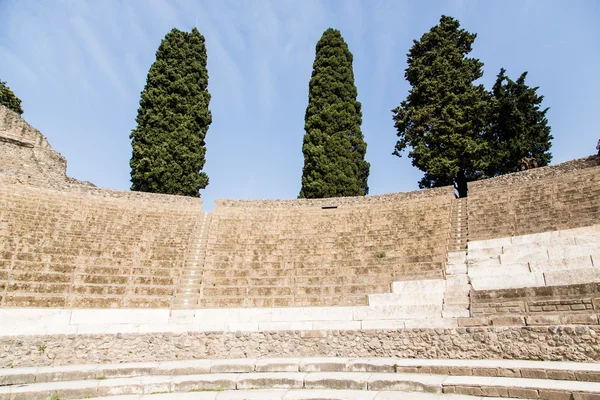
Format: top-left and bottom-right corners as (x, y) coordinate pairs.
(596, 139), (600, 156)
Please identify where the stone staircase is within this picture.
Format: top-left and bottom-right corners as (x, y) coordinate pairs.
(171, 212), (212, 310)
(4, 357), (600, 399)
(449, 197), (468, 252)
(442, 198), (472, 319)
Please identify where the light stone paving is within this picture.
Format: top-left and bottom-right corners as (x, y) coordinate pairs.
(467, 223), (600, 291)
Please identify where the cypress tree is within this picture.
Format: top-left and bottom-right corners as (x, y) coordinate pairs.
(299, 28), (370, 198)
(130, 27), (211, 197)
(485, 68), (552, 175)
(0, 80), (24, 115)
(392, 16), (489, 198)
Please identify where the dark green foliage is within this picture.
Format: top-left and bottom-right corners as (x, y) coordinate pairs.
(392, 16), (489, 198)
(0, 80), (24, 115)
(130, 27), (211, 197)
(485, 68), (552, 176)
(299, 28), (370, 198)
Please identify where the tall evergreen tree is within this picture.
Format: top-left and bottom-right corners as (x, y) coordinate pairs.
(130, 27), (211, 197)
(392, 16), (489, 198)
(485, 68), (552, 176)
(299, 28), (370, 198)
(0, 80), (24, 115)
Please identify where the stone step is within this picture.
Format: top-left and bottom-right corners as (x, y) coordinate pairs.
(470, 272), (545, 291)
(353, 305), (443, 320)
(368, 292), (443, 306)
(6, 358), (600, 386)
(392, 279), (446, 294)
(4, 369), (600, 400)
(82, 390), (516, 400)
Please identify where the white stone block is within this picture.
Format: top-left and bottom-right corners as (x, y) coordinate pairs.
(368, 293), (443, 306)
(500, 250), (548, 265)
(468, 263), (530, 278)
(270, 307), (354, 322)
(228, 321), (259, 332)
(468, 246), (503, 258)
(446, 274), (469, 285)
(447, 251), (467, 262)
(76, 324), (140, 335)
(548, 244), (600, 260)
(236, 372), (305, 390)
(442, 308), (470, 318)
(0, 308), (72, 336)
(392, 279), (445, 294)
(361, 320), (406, 330)
(255, 358), (301, 373)
(284, 389), (377, 400)
(510, 230), (561, 245)
(311, 321), (361, 331)
(70, 309), (169, 325)
(529, 255), (593, 273)
(210, 359), (256, 373)
(470, 272), (545, 291)
(445, 262), (467, 275)
(404, 318), (457, 329)
(503, 237), (575, 254)
(574, 232), (600, 245)
(218, 389), (288, 399)
(544, 268), (600, 286)
(466, 256), (500, 267)
(468, 236), (512, 250)
(138, 323), (198, 334)
(198, 320), (228, 332)
(258, 321), (313, 331)
(303, 372), (371, 390)
(353, 305), (442, 321)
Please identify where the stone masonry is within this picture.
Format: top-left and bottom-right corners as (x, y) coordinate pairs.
(2, 325), (600, 368)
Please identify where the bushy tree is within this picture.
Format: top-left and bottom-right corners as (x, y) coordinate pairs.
(0, 80), (24, 115)
(392, 16), (490, 198)
(130, 27), (211, 197)
(299, 28), (370, 198)
(485, 68), (552, 175)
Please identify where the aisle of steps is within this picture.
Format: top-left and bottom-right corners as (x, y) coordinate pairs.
(365, 198), (472, 323)
(449, 198), (468, 253)
(443, 197), (472, 319)
(4, 357), (600, 399)
(170, 212), (212, 310)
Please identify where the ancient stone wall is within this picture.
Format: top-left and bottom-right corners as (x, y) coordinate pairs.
(0, 181), (203, 308)
(2, 325), (599, 367)
(469, 156), (599, 190)
(468, 158), (600, 240)
(0, 105), (71, 185)
(470, 283), (599, 318)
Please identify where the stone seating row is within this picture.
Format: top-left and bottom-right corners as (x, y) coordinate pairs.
(4, 357), (600, 400)
(465, 224), (600, 292)
(468, 165), (600, 241)
(1, 184), (203, 309)
(199, 196), (453, 307)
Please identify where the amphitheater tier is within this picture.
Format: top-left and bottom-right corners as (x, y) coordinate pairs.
(6, 104), (600, 400)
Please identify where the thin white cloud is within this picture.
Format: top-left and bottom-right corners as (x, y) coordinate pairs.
(70, 14), (128, 98)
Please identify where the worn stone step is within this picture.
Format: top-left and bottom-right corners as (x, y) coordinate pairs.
(82, 390), (515, 400)
(5, 369), (600, 399)
(6, 358), (600, 386)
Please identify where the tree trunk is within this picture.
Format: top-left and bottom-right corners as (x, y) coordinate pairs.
(455, 169), (468, 198)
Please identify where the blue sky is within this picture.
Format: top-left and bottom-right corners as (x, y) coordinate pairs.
(1, 0), (599, 210)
